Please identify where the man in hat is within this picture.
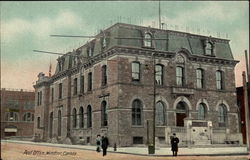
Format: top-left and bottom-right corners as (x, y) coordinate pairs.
(171, 133), (179, 156)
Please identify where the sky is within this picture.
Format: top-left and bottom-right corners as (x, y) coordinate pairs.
(1, 1), (249, 90)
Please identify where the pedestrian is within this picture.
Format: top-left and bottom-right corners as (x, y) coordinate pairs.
(171, 133), (179, 156)
(101, 135), (109, 156)
(96, 134), (101, 152)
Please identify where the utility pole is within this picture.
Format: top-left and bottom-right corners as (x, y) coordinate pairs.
(152, 52), (156, 154)
(243, 71), (250, 150)
(158, 0), (161, 29)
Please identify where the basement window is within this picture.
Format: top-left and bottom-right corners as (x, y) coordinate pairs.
(133, 137), (143, 144)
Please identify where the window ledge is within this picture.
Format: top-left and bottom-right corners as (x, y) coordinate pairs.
(131, 125), (144, 128)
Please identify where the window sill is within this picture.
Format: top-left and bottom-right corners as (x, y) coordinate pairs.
(131, 125), (144, 128)
(142, 46), (155, 50)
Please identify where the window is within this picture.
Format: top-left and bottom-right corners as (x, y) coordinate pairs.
(58, 110), (61, 136)
(155, 65), (163, 85)
(88, 72), (92, 91)
(196, 69), (204, 88)
(144, 33), (152, 47)
(101, 101), (108, 127)
(72, 108), (77, 128)
(80, 76), (84, 93)
(87, 47), (93, 57)
(59, 83), (62, 99)
(73, 78), (77, 95)
(218, 104), (227, 126)
(79, 107), (84, 128)
(51, 88), (54, 102)
(87, 105), (92, 128)
(5, 112), (18, 121)
(23, 112), (34, 122)
(176, 66), (184, 86)
(102, 65), (107, 86)
(39, 91), (42, 105)
(216, 70), (223, 90)
(132, 99), (142, 125)
(198, 103), (207, 120)
(206, 42), (213, 56)
(156, 101), (166, 126)
(132, 62), (140, 81)
(37, 92), (40, 106)
(133, 137), (143, 144)
(37, 117), (40, 128)
(102, 37), (107, 48)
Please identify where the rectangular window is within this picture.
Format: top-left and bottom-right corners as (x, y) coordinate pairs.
(176, 67), (184, 86)
(59, 83), (62, 99)
(51, 88), (54, 102)
(37, 117), (40, 128)
(133, 137), (143, 144)
(88, 72), (92, 91)
(37, 92), (40, 106)
(102, 65), (107, 86)
(73, 78), (77, 95)
(216, 71), (223, 90)
(80, 76), (84, 93)
(155, 65), (163, 85)
(39, 91), (42, 105)
(196, 69), (204, 88)
(132, 62), (140, 81)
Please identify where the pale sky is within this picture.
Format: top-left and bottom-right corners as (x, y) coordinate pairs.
(1, 1), (249, 90)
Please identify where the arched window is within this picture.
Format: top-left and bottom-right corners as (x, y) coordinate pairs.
(196, 69), (204, 88)
(102, 65), (107, 86)
(49, 112), (53, 138)
(101, 101), (108, 127)
(216, 70), (223, 90)
(206, 42), (213, 56)
(132, 99), (143, 125)
(132, 62), (140, 81)
(144, 33), (152, 47)
(72, 108), (77, 128)
(79, 107), (84, 128)
(23, 112), (33, 122)
(155, 65), (163, 85)
(176, 66), (184, 86)
(198, 103), (207, 120)
(5, 112), (18, 121)
(156, 101), (166, 126)
(87, 105), (92, 128)
(58, 110), (61, 136)
(218, 104), (227, 126)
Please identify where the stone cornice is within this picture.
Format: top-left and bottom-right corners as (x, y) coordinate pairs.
(41, 45), (238, 85)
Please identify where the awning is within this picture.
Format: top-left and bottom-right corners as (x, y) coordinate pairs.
(4, 128), (17, 132)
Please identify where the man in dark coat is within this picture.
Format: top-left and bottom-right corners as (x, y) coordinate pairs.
(171, 133), (179, 156)
(101, 135), (109, 156)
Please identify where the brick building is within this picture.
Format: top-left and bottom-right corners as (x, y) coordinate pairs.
(34, 23), (242, 146)
(1, 88), (35, 139)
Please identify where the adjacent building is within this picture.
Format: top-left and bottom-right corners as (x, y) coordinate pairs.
(34, 23), (242, 147)
(1, 88), (35, 139)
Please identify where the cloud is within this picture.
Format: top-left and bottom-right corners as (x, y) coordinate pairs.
(1, 10), (85, 43)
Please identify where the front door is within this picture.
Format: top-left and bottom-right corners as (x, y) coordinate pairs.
(176, 113), (186, 126)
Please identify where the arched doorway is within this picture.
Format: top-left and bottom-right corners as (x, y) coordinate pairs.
(49, 112), (53, 138)
(176, 101), (188, 126)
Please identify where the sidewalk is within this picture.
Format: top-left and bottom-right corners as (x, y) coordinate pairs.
(1, 139), (249, 157)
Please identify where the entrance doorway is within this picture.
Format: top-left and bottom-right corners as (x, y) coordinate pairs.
(49, 112), (53, 138)
(176, 101), (188, 126)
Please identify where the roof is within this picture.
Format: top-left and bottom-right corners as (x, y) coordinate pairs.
(54, 23), (235, 74)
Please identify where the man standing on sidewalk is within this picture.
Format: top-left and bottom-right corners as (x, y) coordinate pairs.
(171, 133), (179, 156)
(101, 135), (109, 156)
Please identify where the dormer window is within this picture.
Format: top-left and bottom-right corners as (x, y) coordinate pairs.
(144, 33), (152, 47)
(87, 47), (93, 57)
(206, 42), (212, 55)
(204, 40), (215, 56)
(102, 37), (107, 48)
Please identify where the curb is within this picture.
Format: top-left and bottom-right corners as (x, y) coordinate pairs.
(2, 140), (249, 157)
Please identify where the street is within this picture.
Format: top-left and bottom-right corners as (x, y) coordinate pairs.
(1, 142), (250, 160)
